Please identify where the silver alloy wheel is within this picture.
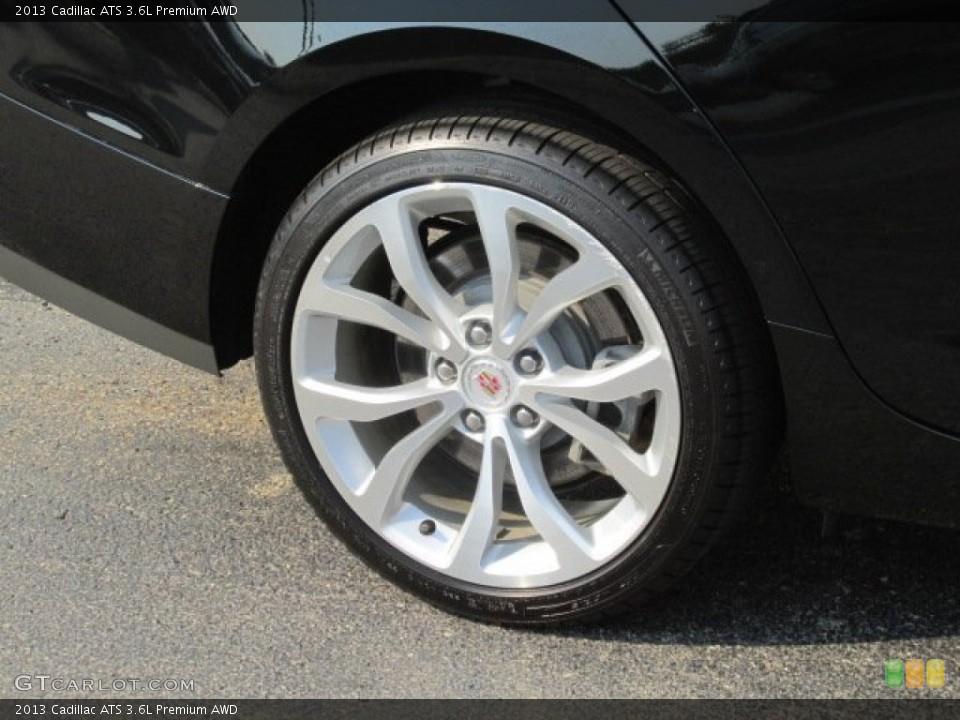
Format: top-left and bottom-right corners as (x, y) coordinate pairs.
(290, 183), (681, 588)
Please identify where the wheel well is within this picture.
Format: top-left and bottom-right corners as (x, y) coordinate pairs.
(208, 70), (777, 386)
(209, 70), (673, 369)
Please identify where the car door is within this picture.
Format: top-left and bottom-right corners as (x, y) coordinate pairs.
(0, 21), (267, 365)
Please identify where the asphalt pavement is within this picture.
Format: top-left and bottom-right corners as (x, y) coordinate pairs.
(2, 278), (959, 699)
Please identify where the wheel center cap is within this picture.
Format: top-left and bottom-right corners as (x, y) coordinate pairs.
(462, 359), (512, 410)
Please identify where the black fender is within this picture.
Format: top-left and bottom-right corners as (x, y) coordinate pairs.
(205, 20), (830, 344)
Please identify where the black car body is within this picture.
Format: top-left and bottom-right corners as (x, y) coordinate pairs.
(2, 9), (959, 622)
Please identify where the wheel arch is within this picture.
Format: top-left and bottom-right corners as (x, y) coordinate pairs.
(207, 24), (827, 370)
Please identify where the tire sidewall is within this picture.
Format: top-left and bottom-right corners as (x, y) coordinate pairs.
(256, 142), (723, 623)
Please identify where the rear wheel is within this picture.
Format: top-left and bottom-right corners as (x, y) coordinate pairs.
(255, 109), (780, 624)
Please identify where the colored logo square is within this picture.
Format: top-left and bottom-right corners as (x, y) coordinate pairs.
(906, 659), (925, 688)
(885, 659), (905, 688)
(927, 659), (946, 689)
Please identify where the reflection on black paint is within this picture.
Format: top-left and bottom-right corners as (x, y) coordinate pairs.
(645, 18), (960, 435)
(0, 22), (273, 160)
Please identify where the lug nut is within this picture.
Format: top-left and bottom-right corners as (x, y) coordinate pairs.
(516, 349), (544, 375)
(462, 410), (485, 433)
(512, 405), (539, 429)
(435, 358), (458, 384)
(466, 320), (493, 348)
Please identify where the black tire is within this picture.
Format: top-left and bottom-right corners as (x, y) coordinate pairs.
(254, 107), (782, 625)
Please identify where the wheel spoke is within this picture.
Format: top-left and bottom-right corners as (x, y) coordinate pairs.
(508, 253), (621, 351)
(532, 399), (666, 512)
(300, 279), (455, 357)
(297, 377), (460, 423)
(502, 423), (594, 566)
(469, 188), (521, 350)
(290, 182), (683, 588)
(355, 403), (461, 525)
(370, 195), (466, 347)
(521, 347), (671, 404)
(446, 427), (507, 574)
